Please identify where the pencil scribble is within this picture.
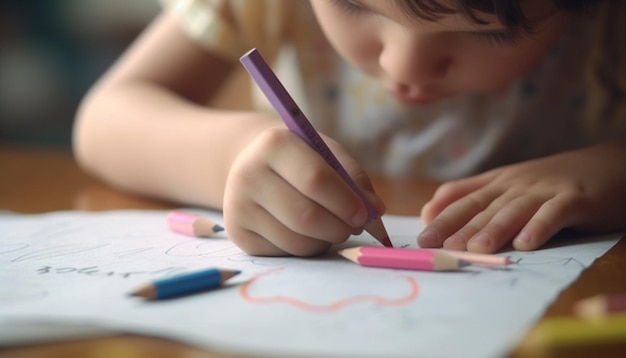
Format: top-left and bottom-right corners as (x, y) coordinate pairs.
(114, 248), (153, 258)
(10, 244), (110, 263)
(0, 243), (29, 255)
(165, 240), (240, 258)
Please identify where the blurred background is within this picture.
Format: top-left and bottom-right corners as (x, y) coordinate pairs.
(0, 0), (159, 148)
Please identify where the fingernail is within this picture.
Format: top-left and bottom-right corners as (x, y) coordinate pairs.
(469, 232), (491, 249)
(352, 227), (364, 235)
(418, 228), (439, 246)
(513, 231), (530, 244)
(514, 231), (531, 244)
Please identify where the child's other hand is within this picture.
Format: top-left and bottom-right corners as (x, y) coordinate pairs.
(223, 127), (383, 256)
(418, 142), (626, 253)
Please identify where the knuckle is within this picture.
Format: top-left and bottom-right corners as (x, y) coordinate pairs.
(228, 165), (255, 190)
(299, 165), (329, 194)
(293, 203), (325, 234)
(448, 232), (471, 244)
(527, 213), (561, 241)
(228, 155), (261, 189)
(483, 221), (507, 236)
(434, 181), (457, 197)
(552, 193), (587, 217)
(461, 195), (488, 212)
(258, 127), (292, 148)
(456, 225), (480, 240)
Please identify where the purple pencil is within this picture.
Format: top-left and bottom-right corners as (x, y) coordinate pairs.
(240, 48), (392, 248)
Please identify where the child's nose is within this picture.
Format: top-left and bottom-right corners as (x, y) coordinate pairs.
(378, 36), (451, 86)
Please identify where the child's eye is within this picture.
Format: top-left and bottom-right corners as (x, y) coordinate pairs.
(328, 0), (368, 15)
(472, 31), (522, 46)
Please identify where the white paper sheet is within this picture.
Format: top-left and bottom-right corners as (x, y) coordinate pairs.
(0, 210), (621, 358)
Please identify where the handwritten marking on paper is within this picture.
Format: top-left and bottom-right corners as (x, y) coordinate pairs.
(0, 243), (29, 255)
(240, 268), (420, 312)
(165, 240), (241, 258)
(36, 266), (188, 279)
(164, 240), (291, 266)
(455, 254), (586, 288)
(516, 256), (585, 268)
(114, 248), (154, 258)
(8, 244), (110, 263)
(0, 211), (620, 358)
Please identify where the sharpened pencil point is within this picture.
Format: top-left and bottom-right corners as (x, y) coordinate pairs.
(381, 235), (393, 248)
(167, 211), (224, 238)
(458, 259), (471, 267)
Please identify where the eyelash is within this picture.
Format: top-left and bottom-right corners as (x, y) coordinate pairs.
(329, 0), (367, 15)
(472, 32), (522, 46)
(328, 0), (523, 47)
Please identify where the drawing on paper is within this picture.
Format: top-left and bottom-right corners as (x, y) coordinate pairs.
(240, 267), (420, 312)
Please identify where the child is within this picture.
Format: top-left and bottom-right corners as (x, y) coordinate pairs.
(73, 0), (626, 256)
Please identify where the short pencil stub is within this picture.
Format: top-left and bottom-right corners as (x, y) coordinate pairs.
(130, 268), (241, 300)
(167, 211), (224, 238)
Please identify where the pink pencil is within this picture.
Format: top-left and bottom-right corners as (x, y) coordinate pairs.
(430, 249), (513, 266)
(339, 246), (469, 271)
(167, 211), (224, 238)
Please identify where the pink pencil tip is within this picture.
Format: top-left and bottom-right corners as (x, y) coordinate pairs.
(382, 236), (393, 248)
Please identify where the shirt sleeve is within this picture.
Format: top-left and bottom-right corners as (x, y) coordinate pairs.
(159, 0), (289, 63)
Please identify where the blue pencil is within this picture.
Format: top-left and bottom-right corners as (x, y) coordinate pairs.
(130, 268), (240, 300)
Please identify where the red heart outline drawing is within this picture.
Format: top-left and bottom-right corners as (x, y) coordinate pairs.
(240, 267), (420, 312)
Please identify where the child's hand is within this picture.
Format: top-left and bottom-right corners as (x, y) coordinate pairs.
(223, 127), (384, 256)
(418, 142), (626, 253)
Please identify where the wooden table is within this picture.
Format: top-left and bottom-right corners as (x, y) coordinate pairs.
(1, 144), (625, 358)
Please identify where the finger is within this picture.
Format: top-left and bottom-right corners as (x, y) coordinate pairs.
(421, 171), (497, 224)
(466, 196), (544, 253)
(251, 166), (355, 243)
(225, 187), (333, 256)
(441, 190), (520, 250)
(442, 209), (494, 251)
(443, 190), (540, 251)
(241, 203), (333, 256)
(224, 165), (325, 256)
(417, 188), (500, 248)
(224, 183), (289, 256)
(226, 224), (289, 256)
(512, 194), (580, 251)
(269, 132), (368, 228)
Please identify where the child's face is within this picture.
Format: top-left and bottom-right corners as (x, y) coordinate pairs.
(310, 0), (572, 105)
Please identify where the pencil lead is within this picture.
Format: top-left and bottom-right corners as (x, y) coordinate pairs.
(458, 259), (472, 267)
(381, 235), (393, 248)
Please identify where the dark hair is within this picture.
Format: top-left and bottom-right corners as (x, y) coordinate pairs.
(396, 0), (605, 31)
(395, 0), (625, 136)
